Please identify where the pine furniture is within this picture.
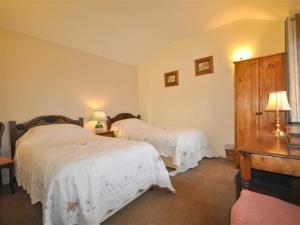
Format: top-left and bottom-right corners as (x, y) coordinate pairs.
(239, 131), (300, 202)
(234, 53), (286, 166)
(97, 131), (115, 137)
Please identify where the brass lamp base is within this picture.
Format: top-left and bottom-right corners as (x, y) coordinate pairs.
(95, 121), (104, 134)
(274, 111), (282, 137)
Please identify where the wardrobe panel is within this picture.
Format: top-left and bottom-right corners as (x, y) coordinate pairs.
(235, 59), (260, 153)
(259, 54), (286, 132)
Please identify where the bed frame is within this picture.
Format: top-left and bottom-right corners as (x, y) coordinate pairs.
(107, 113), (140, 130)
(9, 115), (83, 158)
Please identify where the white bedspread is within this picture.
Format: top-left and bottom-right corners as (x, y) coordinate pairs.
(111, 119), (216, 175)
(14, 124), (174, 225)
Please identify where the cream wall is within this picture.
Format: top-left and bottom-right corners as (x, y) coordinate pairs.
(0, 27), (5, 147)
(0, 30), (3, 122)
(138, 19), (285, 156)
(0, 19), (285, 180)
(0, 28), (138, 160)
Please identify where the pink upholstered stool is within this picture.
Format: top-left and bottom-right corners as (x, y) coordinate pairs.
(231, 190), (300, 225)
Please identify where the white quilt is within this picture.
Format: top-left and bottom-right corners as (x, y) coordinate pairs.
(14, 124), (175, 225)
(111, 119), (216, 175)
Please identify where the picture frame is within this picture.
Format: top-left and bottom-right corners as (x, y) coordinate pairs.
(195, 56), (214, 76)
(164, 70), (179, 87)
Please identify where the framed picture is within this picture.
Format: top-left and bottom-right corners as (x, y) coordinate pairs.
(164, 70), (179, 87)
(195, 56), (214, 76)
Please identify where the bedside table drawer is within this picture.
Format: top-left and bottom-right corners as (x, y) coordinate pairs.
(97, 131), (114, 137)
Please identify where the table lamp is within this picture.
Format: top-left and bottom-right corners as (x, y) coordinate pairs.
(93, 110), (107, 134)
(265, 91), (292, 137)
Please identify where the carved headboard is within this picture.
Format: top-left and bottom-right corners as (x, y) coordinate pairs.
(9, 115), (83, 158)
(107, 113), (140, 130)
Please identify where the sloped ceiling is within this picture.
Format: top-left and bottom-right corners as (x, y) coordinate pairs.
(0, 0), (299, 65)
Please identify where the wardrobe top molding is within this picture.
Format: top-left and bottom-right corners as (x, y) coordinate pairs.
(232, 52), (285, 64)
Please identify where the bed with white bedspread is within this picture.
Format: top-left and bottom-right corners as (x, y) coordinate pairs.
(13, 122), (174, 225)
(108, 114), (215, 176)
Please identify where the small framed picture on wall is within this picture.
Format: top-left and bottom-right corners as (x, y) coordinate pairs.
(164, 70), (179, 87)
(195, 56), (214, 76)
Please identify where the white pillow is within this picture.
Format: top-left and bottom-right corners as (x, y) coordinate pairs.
(111, 118), (146, 137)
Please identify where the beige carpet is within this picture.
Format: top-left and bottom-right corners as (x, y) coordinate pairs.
(0, 158), (237, 225)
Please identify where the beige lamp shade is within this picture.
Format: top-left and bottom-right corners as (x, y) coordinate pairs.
(265, 91), (292, 112)
(93, 110), (107, 121)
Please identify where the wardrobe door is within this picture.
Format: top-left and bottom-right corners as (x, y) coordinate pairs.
(235, 59), (260, 158)
(259, 54), (285, 132)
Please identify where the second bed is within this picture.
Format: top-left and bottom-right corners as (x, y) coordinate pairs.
(107, 113), (216, 175)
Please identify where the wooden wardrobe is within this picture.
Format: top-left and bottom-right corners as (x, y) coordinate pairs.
(234, 53), (286, 164)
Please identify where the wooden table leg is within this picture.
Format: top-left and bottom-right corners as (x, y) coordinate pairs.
(235, 179), (242, 199)
(9, 164), (15, 194)
(240, 152), (251, 189)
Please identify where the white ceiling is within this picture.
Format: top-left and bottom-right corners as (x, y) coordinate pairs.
(0, 0), (299, 65)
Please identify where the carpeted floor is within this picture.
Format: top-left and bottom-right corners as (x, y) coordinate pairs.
(0, 158), (237, 225)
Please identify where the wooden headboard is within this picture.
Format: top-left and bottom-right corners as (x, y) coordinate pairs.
(9, 115), (83, 158)
(107, 113), (140, 130)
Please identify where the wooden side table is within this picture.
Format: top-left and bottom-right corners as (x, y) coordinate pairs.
(0, 156), (15, 193)
(239, 132), (300, 188)
(97, 131), (115, 137)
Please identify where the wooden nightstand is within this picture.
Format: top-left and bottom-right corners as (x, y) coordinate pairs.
(0, 156), (15, 193)
(97, 131), (115, 137)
